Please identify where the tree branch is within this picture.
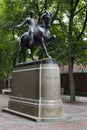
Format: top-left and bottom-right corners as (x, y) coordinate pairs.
(73, 0), (80, 12)
(51, 0), (61, 24)
(33, 0), (40, 13)
(44, 0), (48, 10)
(40, 0), (48, 15)
(74, 4), (87, 15)
(76, 10), (87, 41)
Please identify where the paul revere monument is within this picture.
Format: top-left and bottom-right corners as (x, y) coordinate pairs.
(3, 10), (68, 122)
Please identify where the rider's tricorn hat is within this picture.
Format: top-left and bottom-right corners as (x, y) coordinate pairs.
(30, 10), (34, 15)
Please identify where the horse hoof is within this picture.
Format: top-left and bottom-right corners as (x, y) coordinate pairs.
(48, 56), (51, 59)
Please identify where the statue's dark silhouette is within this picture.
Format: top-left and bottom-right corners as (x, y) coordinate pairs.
(13, 10), (55, 62)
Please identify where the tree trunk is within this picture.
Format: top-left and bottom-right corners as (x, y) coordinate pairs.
(68, 54), (76, 102)
(68, 0), (76, 102)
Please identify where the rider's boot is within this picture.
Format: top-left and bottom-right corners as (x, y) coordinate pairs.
(29, 33), (34, 46)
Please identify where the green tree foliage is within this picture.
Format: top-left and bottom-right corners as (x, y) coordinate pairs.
(67, 0), (87, 102)
(0, 42), (18, 80)
(0, 0), (87, 100)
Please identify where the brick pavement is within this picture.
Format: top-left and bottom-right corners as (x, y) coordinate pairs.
(0, 94), (87, 130)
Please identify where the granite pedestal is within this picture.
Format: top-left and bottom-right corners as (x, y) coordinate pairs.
(3, 58), (67, 121)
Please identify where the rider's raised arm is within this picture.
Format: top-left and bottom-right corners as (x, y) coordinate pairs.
(15, 18), (28, 28)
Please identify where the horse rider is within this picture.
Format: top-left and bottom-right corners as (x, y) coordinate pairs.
(14, 10), (37, 46)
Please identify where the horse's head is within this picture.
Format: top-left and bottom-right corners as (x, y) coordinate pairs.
(40, 11), (52, 29)
(45, 10), (52, 19)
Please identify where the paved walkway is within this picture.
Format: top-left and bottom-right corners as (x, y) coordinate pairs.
(0, 94), (87, 130)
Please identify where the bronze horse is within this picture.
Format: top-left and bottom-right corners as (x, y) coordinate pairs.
(14, 11), (55, 62)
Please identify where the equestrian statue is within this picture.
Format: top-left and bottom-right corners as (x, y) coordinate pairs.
(13, 10), (56, 62)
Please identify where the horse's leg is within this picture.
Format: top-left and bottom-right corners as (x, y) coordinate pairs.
(19, 48), (26, 62)
(30, 47), (35, 60)
(23, 48), (26, 62)
(41, 38), (51, 58)
(18, 38), (26, 62)
(18, 52), (21, 63)
(18, 46), (22, 63)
